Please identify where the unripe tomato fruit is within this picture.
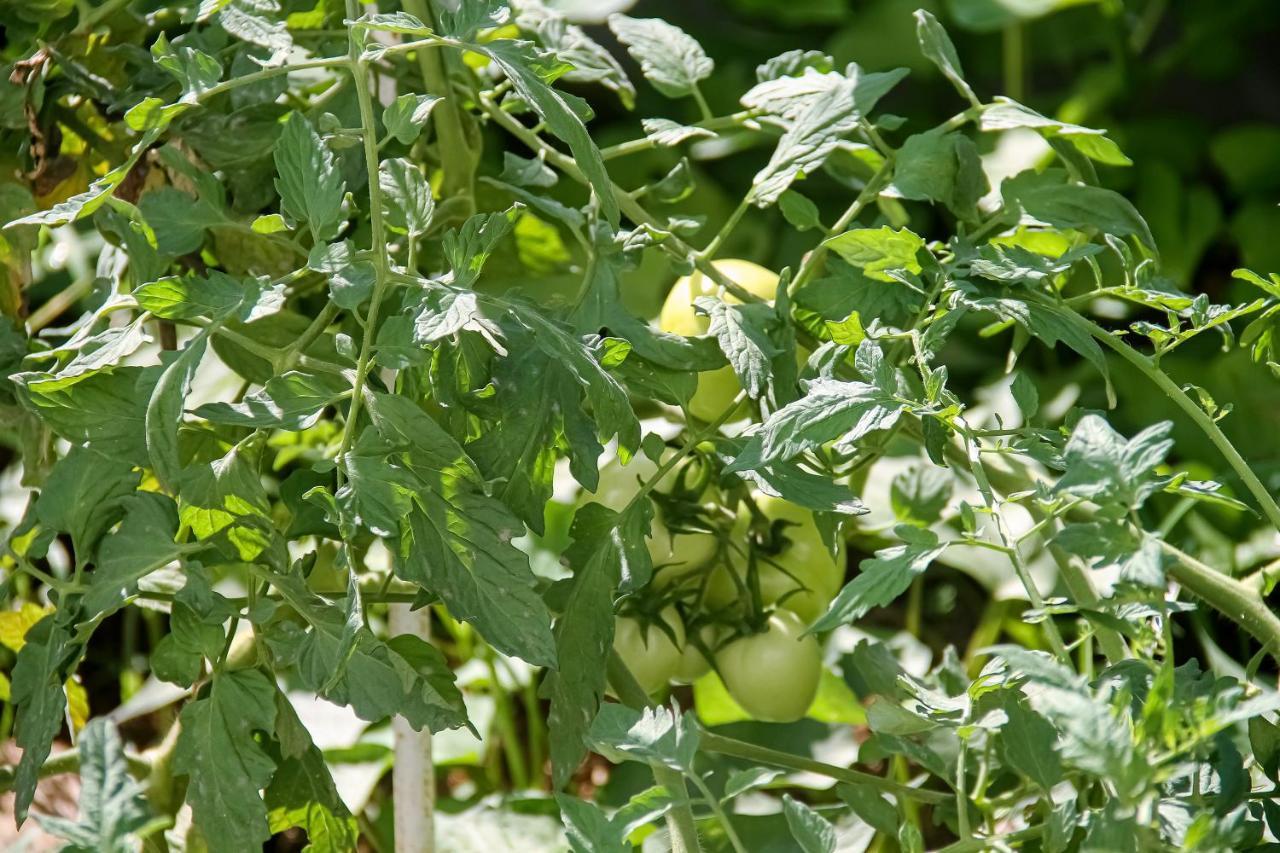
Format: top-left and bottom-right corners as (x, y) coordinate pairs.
(705, 494), (845, 623)
(586, 448), (718, 585)
(658, 259), (780, 423)
(613, 606), (685, 696)
(715, 610), (821, 722)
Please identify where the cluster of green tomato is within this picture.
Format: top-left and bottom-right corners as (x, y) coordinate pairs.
(588, 261), (845, 723)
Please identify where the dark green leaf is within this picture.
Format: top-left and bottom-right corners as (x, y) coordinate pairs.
(174, 668), (278, 853)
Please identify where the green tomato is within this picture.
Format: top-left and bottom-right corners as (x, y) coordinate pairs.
(658, 259), (780, 423)
(704, 494), (845, 623)
(586, 449), (718, 586)
(715, 610), (821, 723)
(613, 606), (685, 695)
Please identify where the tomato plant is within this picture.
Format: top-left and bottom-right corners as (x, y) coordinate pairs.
(2, 1), (1280, 852)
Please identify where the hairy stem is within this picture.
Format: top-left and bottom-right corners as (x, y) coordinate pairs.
(1083, 316), (1280, 534)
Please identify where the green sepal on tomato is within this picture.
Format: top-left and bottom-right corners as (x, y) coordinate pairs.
(705, 494), (846, 623)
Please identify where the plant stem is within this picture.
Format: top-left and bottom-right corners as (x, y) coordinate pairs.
(1084, 318), (1280, 534)
(690, 774), (747, 853)
(402, 0), (476, 217)
(600, 111), (756, 160)
(336, 1), (393, 462)
(697, 732), (950, 805)
(1002, 22), (1026, 102)
(0, 745), (150, 793)
(605, 655), (702, 853)
(1160, 539), (1280, 663)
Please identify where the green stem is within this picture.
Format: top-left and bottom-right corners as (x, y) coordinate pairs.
(0, 746), (150, 794)
(336, 3), (394, 462)
(935, 824), (1044, 853)
(690, 774), (746, 853)
(197, 55), (350, 103)
(605, 655), (702, 853)
(697, 732), (950, 805)
(1160, 540), (1280, 663)
(402, 0), (476, 217)
(1084, 319), (1280, 534)
(600, 111), (756, 160)
(1002, 22), (1025, 102)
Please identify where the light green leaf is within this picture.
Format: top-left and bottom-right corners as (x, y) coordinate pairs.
(981, 97), (1130, 166)
(607, 14), (713, 99)
(586, 703), (699, 773)
(35, 718), (151, 852)
(810, 526), (944, 632)
(274, 112), (346, 242)
(695, 295), (779, 399)
(380, 157), (434, 238)
(823, 226), (925, 280)
(382, 93), (441, 145)
(783, 795), (836, 853)
(914, 9), (979, 106)
(196, 370), (351, 430)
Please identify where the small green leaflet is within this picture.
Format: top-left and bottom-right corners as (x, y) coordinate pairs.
(556, 795), (630, 853)
(1002, 169), (1156, 251)
(607, 14), (713, 100)
(783, 795), (837, 853)
(34, 718), (152, 853)
(173, 668), (279, 853)
(727, 377), (903, 469)
(1054, 415), (1173, 508)
(196, 370), (352, 430)
(146, 331), (210, 491)
(11, 609), (82, 825)
(823, 226), (925, 280)
(262, 570), (470, 732)
(265, 739), (358, 852)
(274, 112), (346, 242)
(383, 93), (441, 145)
(380, 157), (434, 238)
(914, 10), (979, 106)
(85, 493), (185, 621)
(892, 130), (988, 220)
(998, 691), (1065, 790)
(981, 97), (1130, 166)
(752, 74), (859, 206)
(695, 296), (780, 400)
(586, 703), (700, 773)
(518, 2), (636, 109)
(151, 33), (223, 101)
(810, 525), (944, 632)
(641, 117), (715, 147)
